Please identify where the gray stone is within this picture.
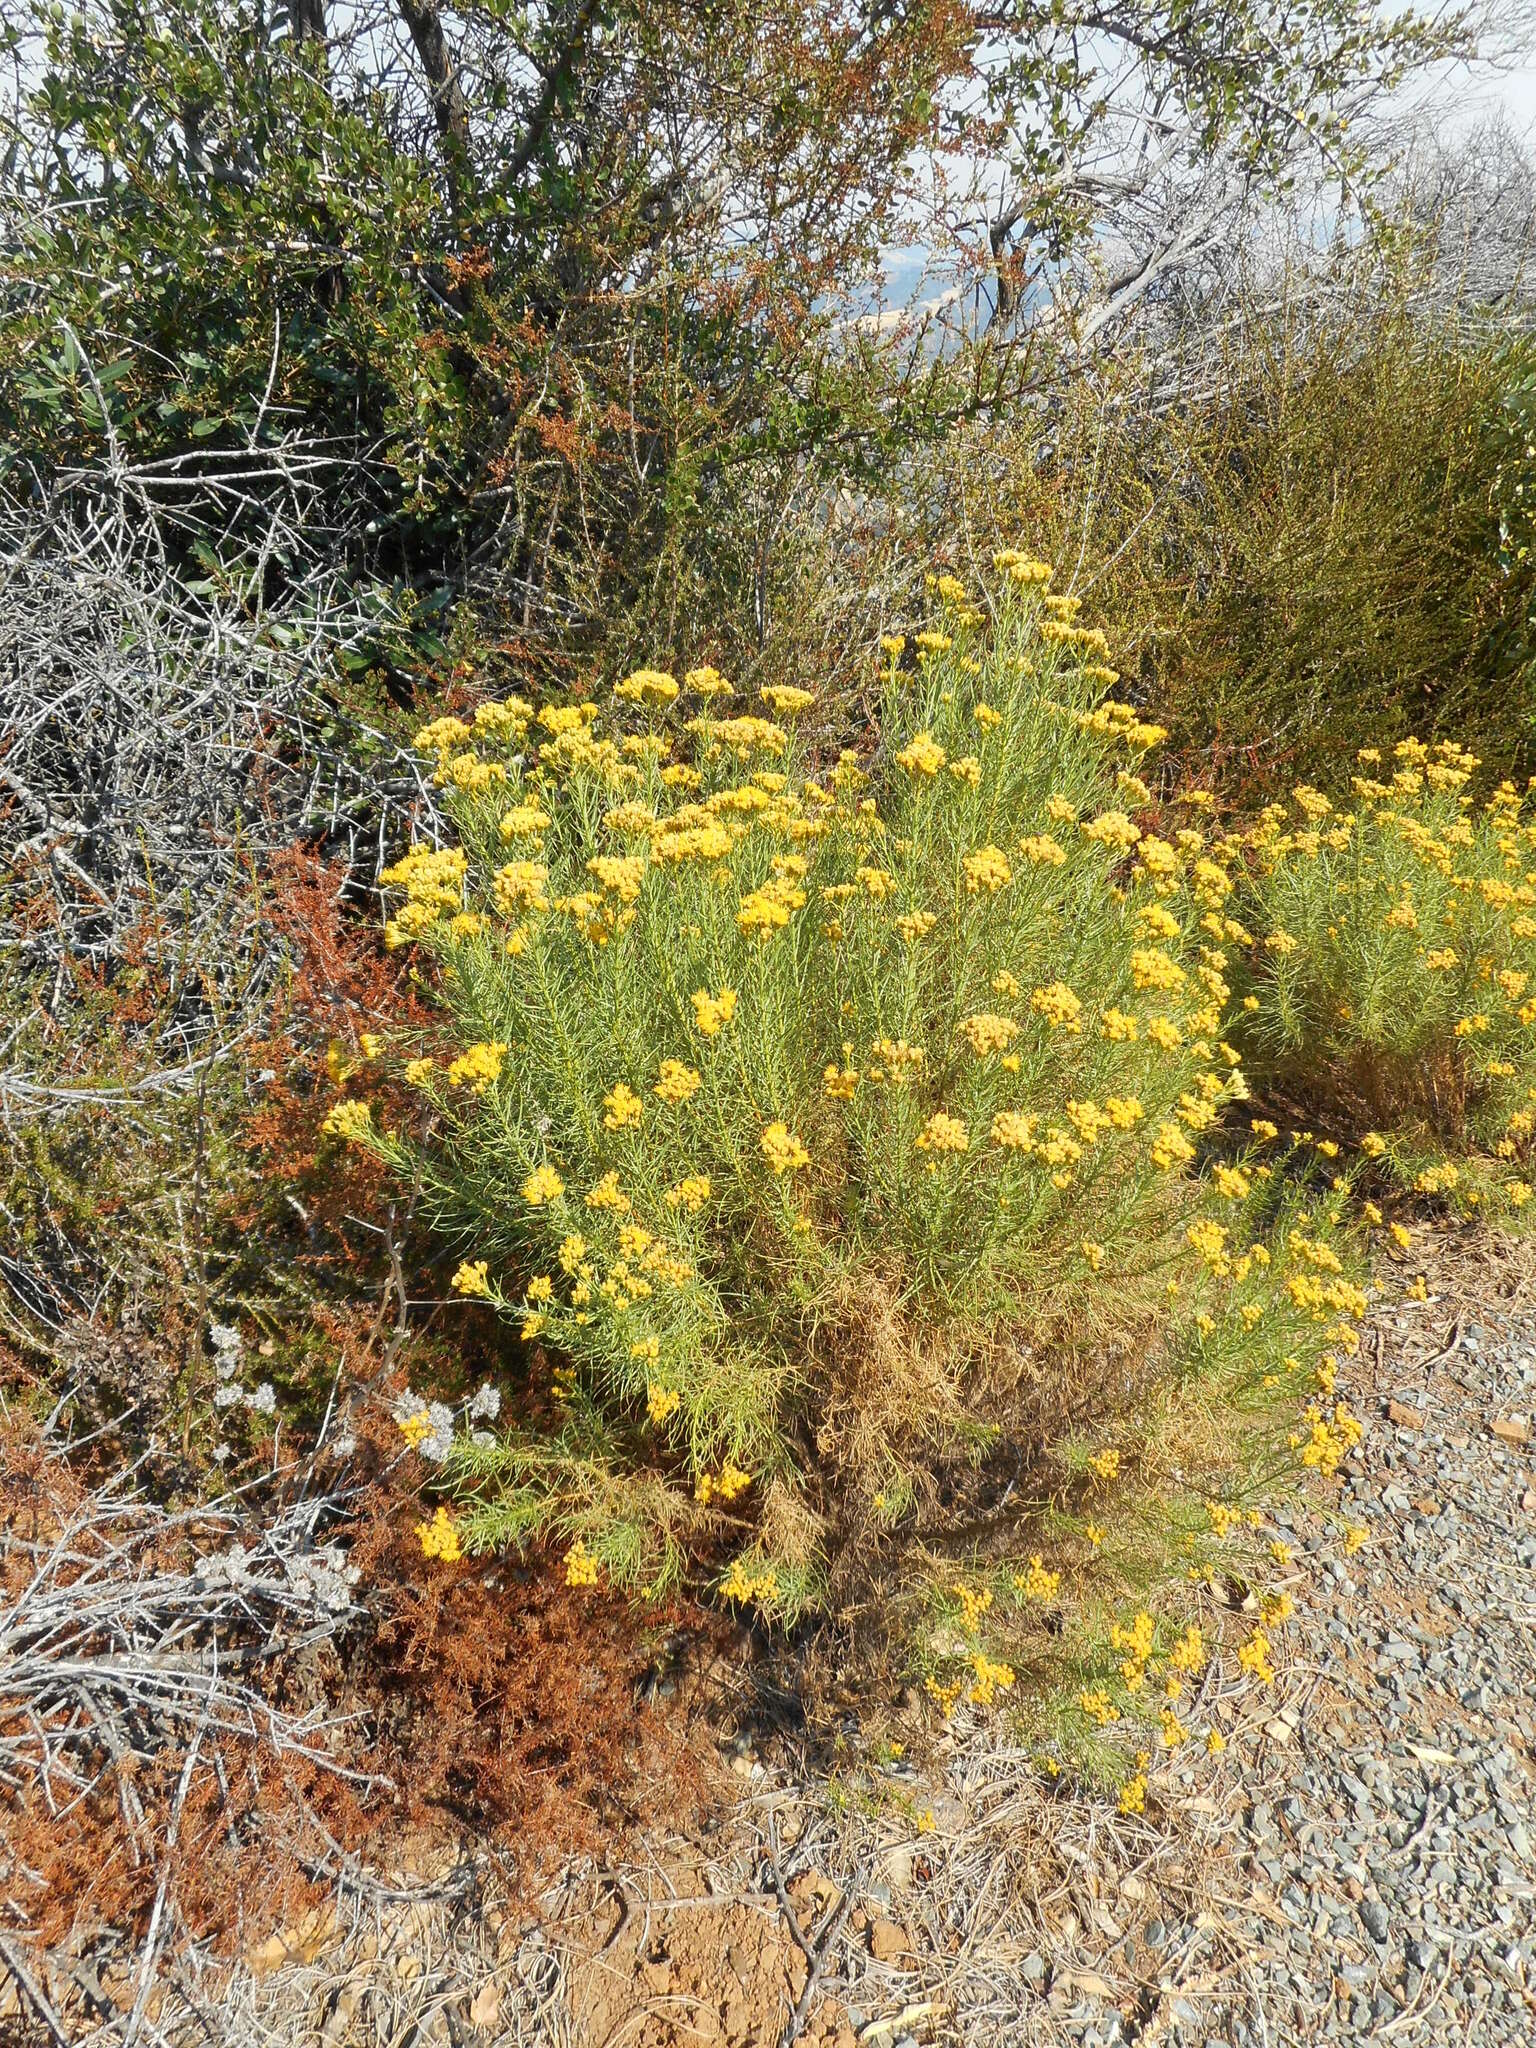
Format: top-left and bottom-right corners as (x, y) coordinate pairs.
(1360, 1900), (1391, 1943)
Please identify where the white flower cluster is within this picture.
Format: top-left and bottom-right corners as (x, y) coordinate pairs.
(392, 1381), (503, 1460)
(207, 1323), (276, 1418)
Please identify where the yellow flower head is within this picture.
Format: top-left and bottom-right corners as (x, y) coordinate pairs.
(761, 1121), (810, 1174)
(1014, 1554), (1061, 1602)
(322, 1098), (373, 1142)
(1082, 809), (1141, 852)
(522, 1164), (565, 1206)
(601, 1083), (644, 1131)
(615, 666), (679, 705)
(447, 1042), (508, 1093)
(897, 730), (946, 776)
(1018, 832), (1067, 867)
(646, 1383), (681, 1424)
(691, 987), (738, 1036)
(963, 844), (1013, 894)
(760, 684), (814, 717)
(499, 802), (551, 840)
(1031, 981), (1082, 1031)
(415, 1505), (463, 1563)
(451, 1259), (491, 1299)
(655, 1059), (703, 1105)
(916, 1111), (969, 1154)
(958, 1012), (1019, 1057)
(1237, 1629), (1276, 1685)
(685, 665), (731, 699)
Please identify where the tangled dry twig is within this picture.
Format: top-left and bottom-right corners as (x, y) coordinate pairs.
(0, 478), (436, 1057)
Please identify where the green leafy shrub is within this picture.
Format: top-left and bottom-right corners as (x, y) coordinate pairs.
(335, 563), (1364, 1618)
(798, 298), (1536, 796)
(1234, 741), (1536, 1217)
(1150, 318), (1536, 784)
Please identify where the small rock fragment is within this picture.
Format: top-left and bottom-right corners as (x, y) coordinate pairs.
(868, 1918), (911, 1962)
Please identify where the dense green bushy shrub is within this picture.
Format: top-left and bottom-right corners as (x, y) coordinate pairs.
(1153, 319), (1536, 784)
(793, 300), (1536, 793)
(328, 563), (1363, 1619)
(1234, 739), (1536, 1217)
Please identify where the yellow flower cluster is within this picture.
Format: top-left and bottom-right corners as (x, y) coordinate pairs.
(719, 1557), (780, 1605)
(1110, 1608), (1156, 1690)
(691, 987), (738, 1035)
(897, 731), (946, 776)
(1237, 1629), (1276, 1684)
(1118, 1772), (1148, 1815)
(416, 1506), (463, 1563)
(1014, 1554), (1060, 1602)
(953, 1581), (993, 1632)
(1292, 1400), (1364, 1477)
(603, 1082), (644, 1130)
(369, 559), (1367, 1621)
(523, 1165), (565, 1205)
(322, 1099), (373, 1141)
(958, 1012), (1019, 1057)
(615, 667), (679, 705)
(968, 1653), (1016, 1707)
(962, 844), (1013, 893)
(1031, 981), (1082, 1031)
(1168, 1624), (1206, 1675)
(447, 1041), (508, 1093)
(655, 1059), (703, 1104)
(381, 844), (468, 947)
(761, 1122), (810, 1173)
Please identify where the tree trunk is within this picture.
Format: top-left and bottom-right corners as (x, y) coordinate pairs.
(396, 0), (474, 221)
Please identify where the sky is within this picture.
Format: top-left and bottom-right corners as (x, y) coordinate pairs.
(1417, 46), (1536, 135)
(1488, 64), (1536, 128)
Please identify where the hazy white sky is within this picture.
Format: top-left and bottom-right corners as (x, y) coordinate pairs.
(1489, 65), (1536, 128)
(1418, 49), (1536, 134)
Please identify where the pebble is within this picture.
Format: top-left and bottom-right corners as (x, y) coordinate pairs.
(1022, 1278), (1536, 2047)
(745, 1278), (1536, 2048)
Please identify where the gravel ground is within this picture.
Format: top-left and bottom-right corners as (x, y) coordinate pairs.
(1165, 1230), (1536, 2048)
(536, 1225), (1536, 2048)
(16, 1229), (1534, 2048)
(988, 1224), (1536, 2048)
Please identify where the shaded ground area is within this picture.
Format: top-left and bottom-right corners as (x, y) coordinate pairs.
(4, 1226), (1535, 2046)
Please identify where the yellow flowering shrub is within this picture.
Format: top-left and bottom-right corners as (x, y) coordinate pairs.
(355, 564), (1355, 1616)
(1238, 746), (1536, 1218)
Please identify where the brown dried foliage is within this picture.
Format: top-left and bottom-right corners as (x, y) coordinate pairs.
(340, 1407), (718, 1859)
(0, 1392), (721, 1965)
